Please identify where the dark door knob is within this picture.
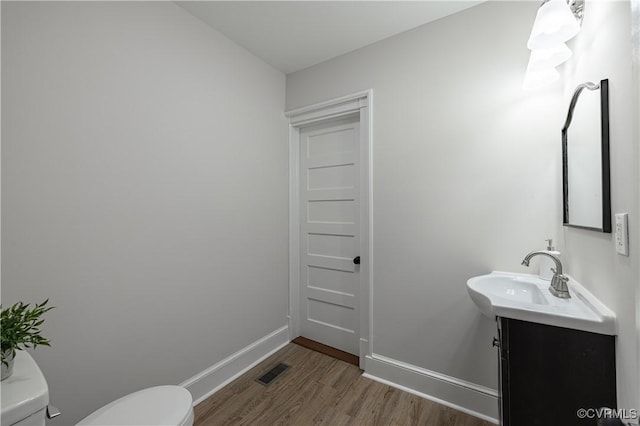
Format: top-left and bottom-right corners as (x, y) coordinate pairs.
(353, 256), (360, 265)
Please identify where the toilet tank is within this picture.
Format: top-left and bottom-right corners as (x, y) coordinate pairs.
(0, 351), (49, 426)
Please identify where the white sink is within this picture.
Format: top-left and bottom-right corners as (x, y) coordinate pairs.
(467, 271), (616, 335)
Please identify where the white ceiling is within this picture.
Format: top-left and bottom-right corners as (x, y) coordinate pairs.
(177, 1), (483, 74)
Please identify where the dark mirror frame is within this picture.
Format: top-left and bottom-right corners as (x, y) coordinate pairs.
(562, 79), (611, 233)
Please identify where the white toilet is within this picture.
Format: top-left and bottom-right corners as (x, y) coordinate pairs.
(0, 351), (194, 426)
(1, 351), (50, 426)
(77, 385), (194, 426)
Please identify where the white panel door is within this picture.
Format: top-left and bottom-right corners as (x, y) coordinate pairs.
(299, 115), (360, 355)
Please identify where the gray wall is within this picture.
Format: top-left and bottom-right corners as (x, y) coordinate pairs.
(561, 0), (639, 410)
(633, 0), (640, 410)
(287, 0), (639, 410)
(1, 2), (288, 424)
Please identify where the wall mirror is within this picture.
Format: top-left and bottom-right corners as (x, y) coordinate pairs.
(562, 79), (611, 233)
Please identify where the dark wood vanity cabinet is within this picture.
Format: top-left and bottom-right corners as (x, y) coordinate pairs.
(497, 317), (616, 426)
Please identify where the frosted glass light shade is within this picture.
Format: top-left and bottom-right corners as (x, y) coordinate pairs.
(523, 58), (560, 91)
(527, 0), (580, 50)
(529, 43), (572, 69)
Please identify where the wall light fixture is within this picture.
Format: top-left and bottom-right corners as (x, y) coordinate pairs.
(523, 0), (584, 90)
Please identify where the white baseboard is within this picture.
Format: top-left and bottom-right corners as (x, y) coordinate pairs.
(180, 325), (290, 405)
(364, 354), (499, 424)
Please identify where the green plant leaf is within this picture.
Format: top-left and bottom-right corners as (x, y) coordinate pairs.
(1, 300), (55, 365)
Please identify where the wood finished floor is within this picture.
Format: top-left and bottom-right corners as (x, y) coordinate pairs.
(194, 343), (493, 426)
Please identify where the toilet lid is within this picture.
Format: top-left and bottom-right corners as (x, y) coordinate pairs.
(77, 385), (193, 426)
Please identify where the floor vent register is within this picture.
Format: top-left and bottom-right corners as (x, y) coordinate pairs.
(256, 363), (290, 386)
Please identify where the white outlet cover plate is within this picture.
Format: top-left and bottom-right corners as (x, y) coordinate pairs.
(615, 213), (629, 256)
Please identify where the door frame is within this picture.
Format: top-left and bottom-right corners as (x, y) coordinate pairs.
(285, 90), (372, 368)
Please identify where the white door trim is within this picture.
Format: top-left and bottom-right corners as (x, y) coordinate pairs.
(285, 90), (373, 367)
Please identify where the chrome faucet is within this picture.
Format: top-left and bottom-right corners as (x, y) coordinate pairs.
(521, 251), (571, 299)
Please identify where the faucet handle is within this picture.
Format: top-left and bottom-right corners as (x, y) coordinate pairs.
(556, 274), (570, 290)
(549, 274), (571, 298)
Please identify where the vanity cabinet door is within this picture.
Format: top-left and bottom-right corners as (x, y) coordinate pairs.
(499, 317), (616, 426)
(497, 319), (510, 425)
